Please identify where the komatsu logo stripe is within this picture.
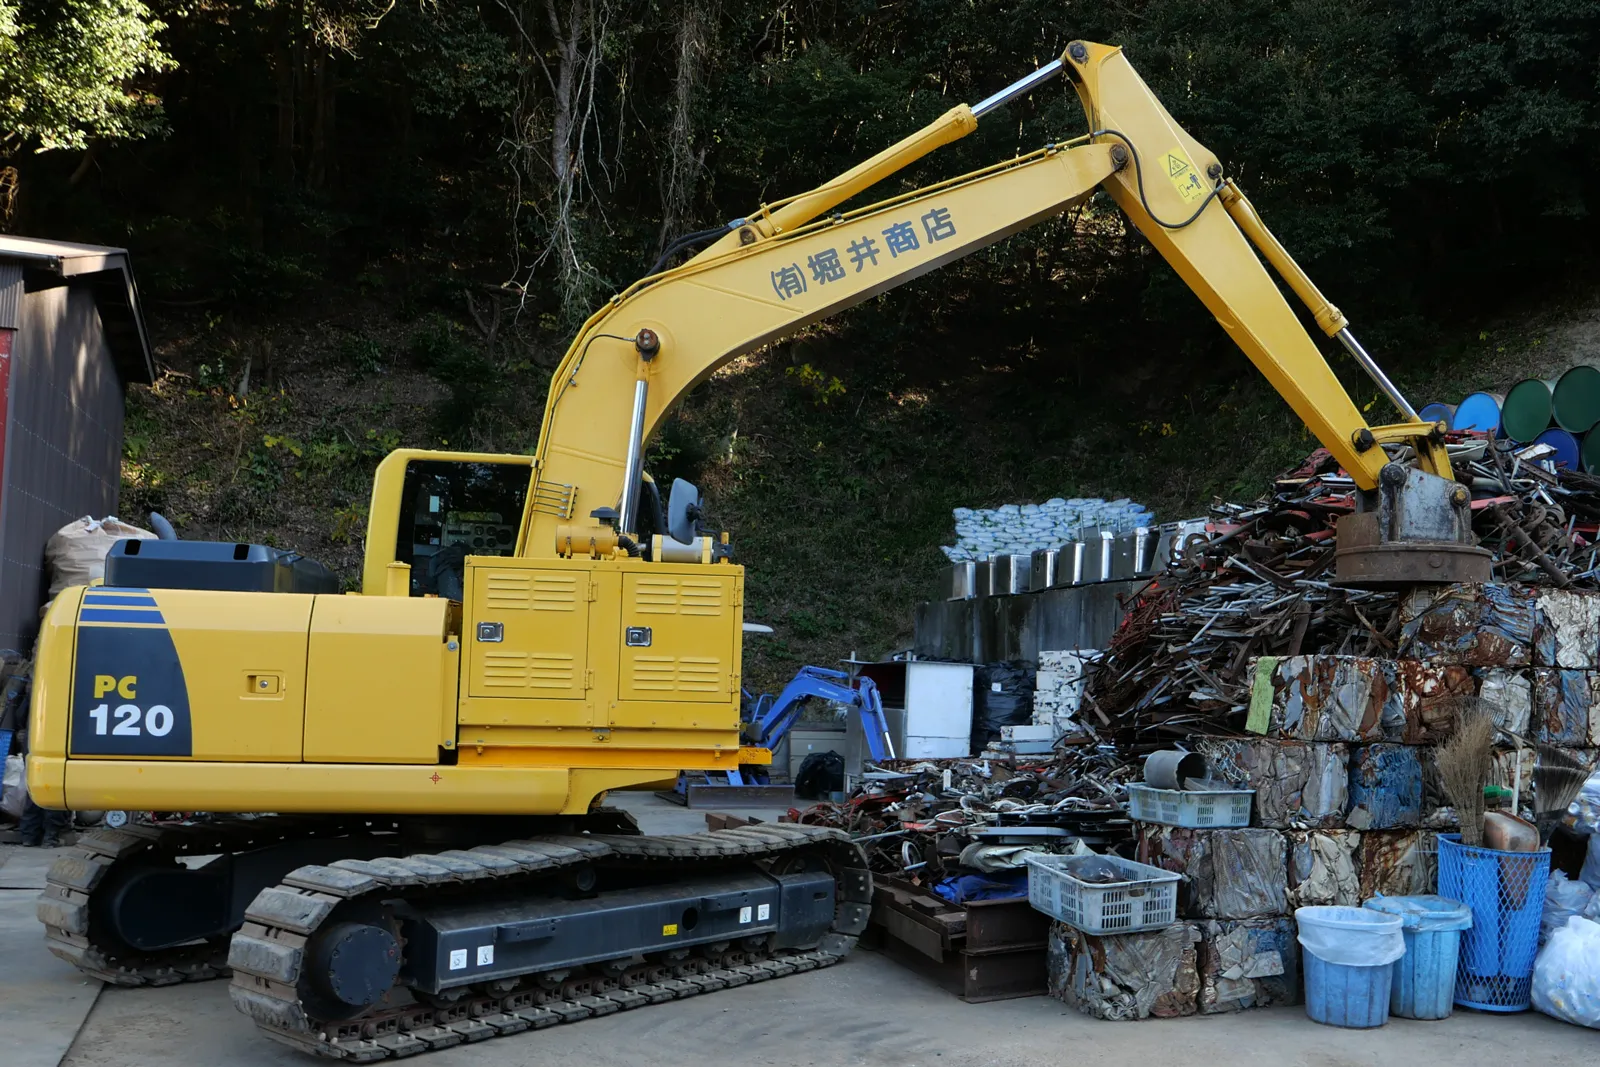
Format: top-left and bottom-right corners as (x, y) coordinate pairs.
(81, 609), (166, 624)
(81, 588), (166, 626)
(84, 593), (160, 608)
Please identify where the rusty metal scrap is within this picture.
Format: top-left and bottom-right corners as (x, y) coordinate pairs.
(1286, 830), (1362, 908)
(1196, 918), (1301, 1014)
(791, 750), (1136, 884)
(1357, 829), (1438, 898)
(1136, 826), (1288, 919)
(1082, 439), (1600, 741)
(1197, 738), (1349, 829)
(1049, 922), (1201, 1021)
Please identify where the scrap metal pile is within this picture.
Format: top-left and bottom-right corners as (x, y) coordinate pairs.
(791, 748), (1137, 897)
(1083, 437), (1600, 743)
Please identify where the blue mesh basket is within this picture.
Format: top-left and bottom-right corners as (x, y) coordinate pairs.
(1436, 833), (1550, 1012)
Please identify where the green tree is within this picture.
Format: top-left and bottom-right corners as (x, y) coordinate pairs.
(0, 0), (175, 155)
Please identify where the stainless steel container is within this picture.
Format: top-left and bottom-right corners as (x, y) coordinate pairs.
(990, 553), (1032, 595)
(972, 560), (992, 597)
(1095, 529), (1115, 582)
(945, 561), (977, 600)
(1109, 532), (1138, 580)
(1053, 541), (1087, 587)
(1131, 526), (1160, 576)
(1029, 548), (1058, 591)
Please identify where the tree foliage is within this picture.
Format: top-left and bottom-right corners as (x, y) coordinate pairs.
(8, 0), (1600, 341)
(0, 0), (174, 154)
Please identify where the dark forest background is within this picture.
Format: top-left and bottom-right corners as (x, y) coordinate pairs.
(6, 0), (1600, 680)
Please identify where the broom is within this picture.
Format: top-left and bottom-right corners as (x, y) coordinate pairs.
(1437, 703), (1495, 847)
(1535, 743), (1590, 817)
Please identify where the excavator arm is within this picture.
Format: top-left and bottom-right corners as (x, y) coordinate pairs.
(518, 39), (1485, 585)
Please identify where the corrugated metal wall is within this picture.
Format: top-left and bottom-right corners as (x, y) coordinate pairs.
(0, 284), (125, 652)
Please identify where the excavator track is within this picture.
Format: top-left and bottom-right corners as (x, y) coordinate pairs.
(229, 823), (872, 1061)
(39, 815), (393, 987)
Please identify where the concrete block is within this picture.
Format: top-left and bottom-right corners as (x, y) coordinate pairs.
(1535, 589), (1600, 669)
(1137, 826), (1287, 920)
(1196, 738), (1349, 829)
(1048, 921), (1200, 1020)
(1399, 582), (1535, 667)
(1197, 918), (1301, 1013)
(1347, 744), (1423, 829)
(1287, 829), (1362, 907)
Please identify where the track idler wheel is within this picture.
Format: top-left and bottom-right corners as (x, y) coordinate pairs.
(305, 922), (402, 1017)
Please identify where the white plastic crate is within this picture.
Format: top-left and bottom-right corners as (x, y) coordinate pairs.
(1023, 853), (1180, 934)
(1127, 783), (1253, 828)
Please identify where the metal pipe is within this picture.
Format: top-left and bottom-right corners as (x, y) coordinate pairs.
(973, 59), (1064, 117)
(1336, 328), (1419, 422)
(618, 378), (648, 535)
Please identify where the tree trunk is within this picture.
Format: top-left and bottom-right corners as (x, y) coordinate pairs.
(658, 3), (710, 251)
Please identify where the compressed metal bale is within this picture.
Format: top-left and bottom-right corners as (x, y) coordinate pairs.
(1048, 921), (1200, 1021)
(1254, 655), (1397, 742)
(1492, 745), (1537, 801)
(1358, 829), (1438, 898)
(1394, 661), (1476, 744)
(1532, 669), (1593, 746)
(1197, 918), (1301, 1013)
(1399, 582), (1535, 667)
(1137, 826), (1287, 920)
(1287, 829), (1361, 907)
(1347, 744), (1423, 830)
(1475, 667), (1533, 739)
(1197, 738), (1349, 829)
(1535, 589), (1600, 669)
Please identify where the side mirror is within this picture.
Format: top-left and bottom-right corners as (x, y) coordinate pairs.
(667, 478), (703, 544)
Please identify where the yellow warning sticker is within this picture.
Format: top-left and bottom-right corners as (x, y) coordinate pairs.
(662, 923), (678, 936)
(1165, 148), (1207, 204)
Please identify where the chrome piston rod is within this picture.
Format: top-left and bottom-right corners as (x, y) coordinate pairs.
(1335, 328), (1419, 422)
(618, 378), (648, 535)
(973, 59), (1064, 118)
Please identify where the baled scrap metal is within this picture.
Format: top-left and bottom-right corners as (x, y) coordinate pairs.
(1048, 921), (1201, 1021)
(1286, 829), (1361, 907)
(1358, 829), (1437, 899)
(1196, 738), (1349, 829)
(1476, 667), (1533, 738)
(1254, 655), (1397, 742)
(1491, 745), (1537, 803)
(1137, 826), (1287, 919)
(1532, 668), (1595, 746)
(1393, 660), (1476, 744)
(1347, 744), (1423, 830)
(1196, 918), (1301, 1013)
(1398, 582), (1536, 667)
(1534, 589), (1600, 669)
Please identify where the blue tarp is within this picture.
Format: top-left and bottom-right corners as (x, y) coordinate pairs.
(932, 869), (1028, 904)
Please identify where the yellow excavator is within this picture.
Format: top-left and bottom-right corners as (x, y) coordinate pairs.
(29, 40), (1486, 1059)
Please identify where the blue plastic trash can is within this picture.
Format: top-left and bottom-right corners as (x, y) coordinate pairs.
(1364, 895), (1473, 1020)
(1296, 906), (1407, 1028)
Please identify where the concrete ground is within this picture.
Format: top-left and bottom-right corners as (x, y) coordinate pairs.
(1, 793), (1594, 1067)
